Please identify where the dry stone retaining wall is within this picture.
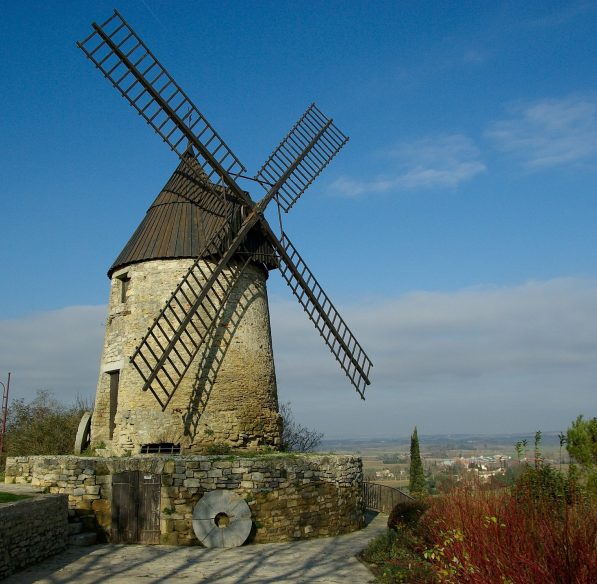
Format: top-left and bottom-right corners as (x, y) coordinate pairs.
(0, 494), (68, 579)
(5, 454), (364, 545)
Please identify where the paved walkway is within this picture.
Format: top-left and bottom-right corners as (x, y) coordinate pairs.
(2, 482), (386, 584)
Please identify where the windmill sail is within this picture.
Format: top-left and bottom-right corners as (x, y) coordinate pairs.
(271, 232), (372, 398)
(255, 104), (349, 212)
(77, 10), (246, 193)
(130, 216), (251, 410)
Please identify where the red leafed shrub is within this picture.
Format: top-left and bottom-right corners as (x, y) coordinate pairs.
(419, 480), (597, 584)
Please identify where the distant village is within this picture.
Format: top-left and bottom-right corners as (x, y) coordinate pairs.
(371, 454), (512, 483)
(324, 433), (568, 489)
(364, 449), (568, 489)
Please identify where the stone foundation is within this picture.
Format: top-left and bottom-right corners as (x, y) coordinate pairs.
(4, 454), (364, 545)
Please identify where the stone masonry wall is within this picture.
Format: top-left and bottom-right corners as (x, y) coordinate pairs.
(0, 494), (68, 579)
(91, 258), (281, 455)
(5, 454), (363, 545)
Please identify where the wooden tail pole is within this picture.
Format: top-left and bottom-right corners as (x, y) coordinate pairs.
(0, 372), (11, 457)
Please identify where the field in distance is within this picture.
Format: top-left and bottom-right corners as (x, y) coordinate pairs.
(317, 432), (568, 490)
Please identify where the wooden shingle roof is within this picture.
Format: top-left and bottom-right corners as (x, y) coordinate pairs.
(108, 153), (276, 277)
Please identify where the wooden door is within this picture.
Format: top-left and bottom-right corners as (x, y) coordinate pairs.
(112, 471), (160, 544)
(138, 472), (161, 544)
(112, 471), (138, 543)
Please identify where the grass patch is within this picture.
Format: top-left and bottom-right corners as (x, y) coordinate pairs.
(0, 492), (31, 503)
(361, 525), (435, 583)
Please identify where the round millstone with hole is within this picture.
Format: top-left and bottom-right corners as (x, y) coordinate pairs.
(74, 411), (92, 455)
(192, 490), (252, 548)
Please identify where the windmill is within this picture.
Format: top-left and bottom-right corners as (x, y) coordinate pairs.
(78, 10), (372, 454)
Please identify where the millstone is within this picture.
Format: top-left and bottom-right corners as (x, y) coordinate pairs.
(74, 412), (92, 455)
(192, 490), (252, 548)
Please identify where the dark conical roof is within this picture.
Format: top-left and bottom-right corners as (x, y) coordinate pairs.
(109, 154), (277, 277)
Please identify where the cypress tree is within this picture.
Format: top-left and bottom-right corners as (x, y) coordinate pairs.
(409, 426), (426, 496)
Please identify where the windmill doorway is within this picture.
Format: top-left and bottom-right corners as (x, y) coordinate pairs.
(112, 471), (161, 544)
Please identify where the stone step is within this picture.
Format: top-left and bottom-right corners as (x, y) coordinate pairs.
(68, 522), (83, 535)
(69, 532), (97, 546)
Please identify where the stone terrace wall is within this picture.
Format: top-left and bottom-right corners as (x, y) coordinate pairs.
(0, 494), (68, 579)
(5, 454), (363, 544)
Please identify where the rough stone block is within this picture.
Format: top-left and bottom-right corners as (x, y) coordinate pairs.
(160, 533), (179, 545)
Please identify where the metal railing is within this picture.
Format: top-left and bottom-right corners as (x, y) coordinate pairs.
(363, 481), (413, 513)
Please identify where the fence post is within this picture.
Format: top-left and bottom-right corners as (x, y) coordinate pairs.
(0, 372), (11, 457)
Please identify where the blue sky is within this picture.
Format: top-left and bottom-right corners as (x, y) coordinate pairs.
(1, 1), (596, 438)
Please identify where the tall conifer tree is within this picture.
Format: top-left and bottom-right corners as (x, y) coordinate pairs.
(409, 426), (426, 495)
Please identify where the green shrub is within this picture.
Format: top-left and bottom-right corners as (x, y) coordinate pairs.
(387, 499), (429, 530)
(513, 461), (571, 505)
(513, 431), (583, 507)
(361, 527), (435, 583)
(205, 442), (231, 455)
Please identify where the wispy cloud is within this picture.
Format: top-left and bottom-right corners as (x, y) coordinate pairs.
(0, 306), (105, 403)
(271, 277), (597, 435)
(273, 277), (597, 388)
(2, 278), (596, 437)
(331, 134), (485, 197)
(525, 2), (596, 29)
(487, 95), (597, 169)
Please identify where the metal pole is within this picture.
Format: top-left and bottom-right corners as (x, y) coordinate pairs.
(0, 372), (11, 457)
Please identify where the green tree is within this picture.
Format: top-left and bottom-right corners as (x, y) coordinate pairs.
(533, 431), (542, 467)
(558, 432), (567, 469)
(515, 440), (523, 462)
(409, 426), (426, 496)
(1, 390), (90, 470)
(566, 415), (597, 495)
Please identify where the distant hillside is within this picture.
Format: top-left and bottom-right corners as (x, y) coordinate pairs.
(318, 431), (564, 453)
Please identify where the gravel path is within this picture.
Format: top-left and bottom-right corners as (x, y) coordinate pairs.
(3, 505), (385, 584)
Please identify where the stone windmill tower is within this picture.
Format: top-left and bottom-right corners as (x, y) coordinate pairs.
(80, 11), (373, 456)
(91, 154), (281, 454)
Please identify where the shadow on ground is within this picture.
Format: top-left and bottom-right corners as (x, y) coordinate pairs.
(4, 512), (385, 584)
